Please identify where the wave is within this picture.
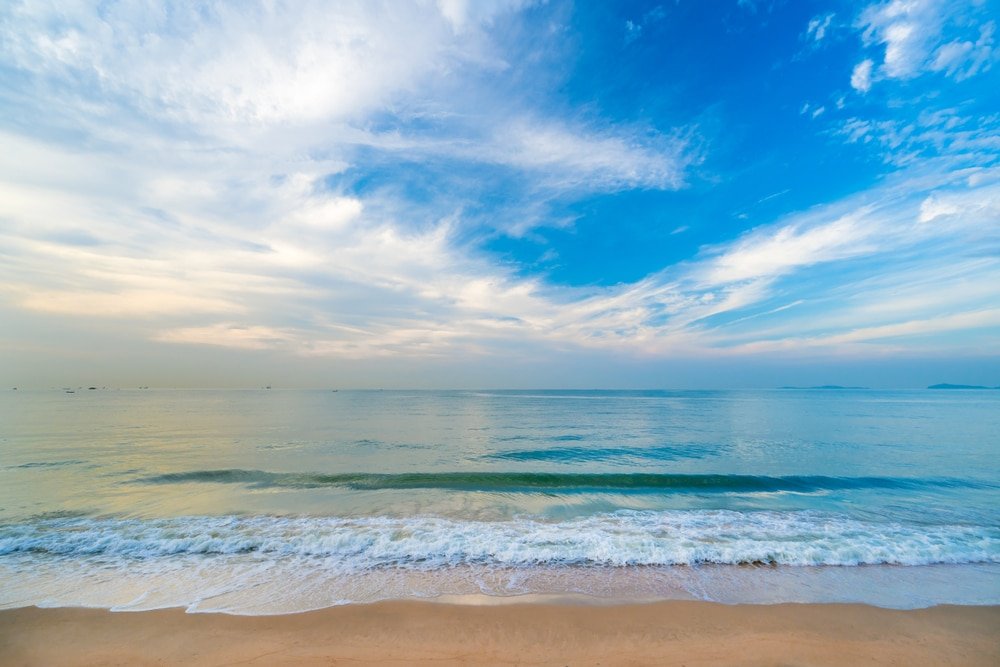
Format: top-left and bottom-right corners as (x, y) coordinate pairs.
(136, 469), (989, 494)
(7, 459), (89, 470)
(1, 511), (997, 567)
(485, 444), (714, 463)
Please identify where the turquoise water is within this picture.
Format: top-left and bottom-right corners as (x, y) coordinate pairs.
(1, 389), (998, 612)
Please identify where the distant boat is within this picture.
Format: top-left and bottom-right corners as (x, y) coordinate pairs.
(331, 389), (339, 392)
(65, 390), (75, 394)
(265, 385), (271, 390)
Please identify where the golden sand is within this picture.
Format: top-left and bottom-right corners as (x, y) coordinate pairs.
(1, 600), (997, 666)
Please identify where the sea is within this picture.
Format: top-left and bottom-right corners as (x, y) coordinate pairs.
(1, 388), (998, 614)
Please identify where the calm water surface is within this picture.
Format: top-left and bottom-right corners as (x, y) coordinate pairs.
(1, 389), (998, 612)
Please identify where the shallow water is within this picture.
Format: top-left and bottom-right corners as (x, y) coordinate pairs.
(1, 388), (998, 612)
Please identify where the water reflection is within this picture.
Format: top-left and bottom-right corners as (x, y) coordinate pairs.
(0, 389), (997, 524)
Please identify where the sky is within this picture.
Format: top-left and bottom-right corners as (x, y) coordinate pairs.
(1, 0), (999, 389)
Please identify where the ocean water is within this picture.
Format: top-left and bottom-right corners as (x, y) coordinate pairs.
(1, 388), (998, 613)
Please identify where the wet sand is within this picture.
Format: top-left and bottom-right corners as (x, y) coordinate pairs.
(1, 600), (997, 666)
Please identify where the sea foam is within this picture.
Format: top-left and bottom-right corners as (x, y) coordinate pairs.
(2, 510), (997, 567)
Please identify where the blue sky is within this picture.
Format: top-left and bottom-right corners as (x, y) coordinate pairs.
(1, 0), (998, 388)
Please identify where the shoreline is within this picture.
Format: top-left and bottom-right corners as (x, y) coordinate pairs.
(7, 561), (999, 613)
(2, 601), (997, 666)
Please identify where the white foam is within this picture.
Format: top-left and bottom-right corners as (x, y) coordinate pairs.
(2, 510), (997, 567)
(2, 511), (998, 613)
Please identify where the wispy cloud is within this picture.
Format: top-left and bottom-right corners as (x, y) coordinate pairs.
(836, 108), (1000, 167)
(0, 0), (997, 386)
(2, 110), (996, 363)
(12, 132), (995, 360)
(1, 1), (512, 129)
(807, 13), (835, 42)
(851, 58), (874, 92)
(624, 4), (666, 45)
(855, 0), (997, 87)
(489, 120), (693, 191)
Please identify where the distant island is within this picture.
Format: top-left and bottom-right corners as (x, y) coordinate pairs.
(927, 383), (1000, 390)
(779, 385), (868, 390)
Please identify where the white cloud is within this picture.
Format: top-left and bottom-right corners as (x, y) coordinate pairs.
(856, 0), (997, 86)
(699, 210), (876, 285)
(851, 59), (874, 92)
(0, 1), (522, 130)
(285, 196), (365, 231)
(0, 0), (695, 250)
(6, 152), (994, 361)
(837, 110), (1000, 166)
(807, 13), (835, 42)
(860, 0), (940, 79)
(931, 20), (996, 80)
(734, 308), (1000, 354)
(1, 0), (689, 189)
(0, 0), (997, 377)
(918, 182), (1000, 224)
(591, 167), (1000, 355)
(918, 195), (961, 223)
(490, 120), (692, 191)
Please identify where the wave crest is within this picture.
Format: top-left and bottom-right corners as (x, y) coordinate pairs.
(2, 511), (997, 567)
(136, 470), (989, 493)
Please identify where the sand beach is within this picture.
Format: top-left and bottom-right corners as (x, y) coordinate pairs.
(2, 600), (998, 666)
